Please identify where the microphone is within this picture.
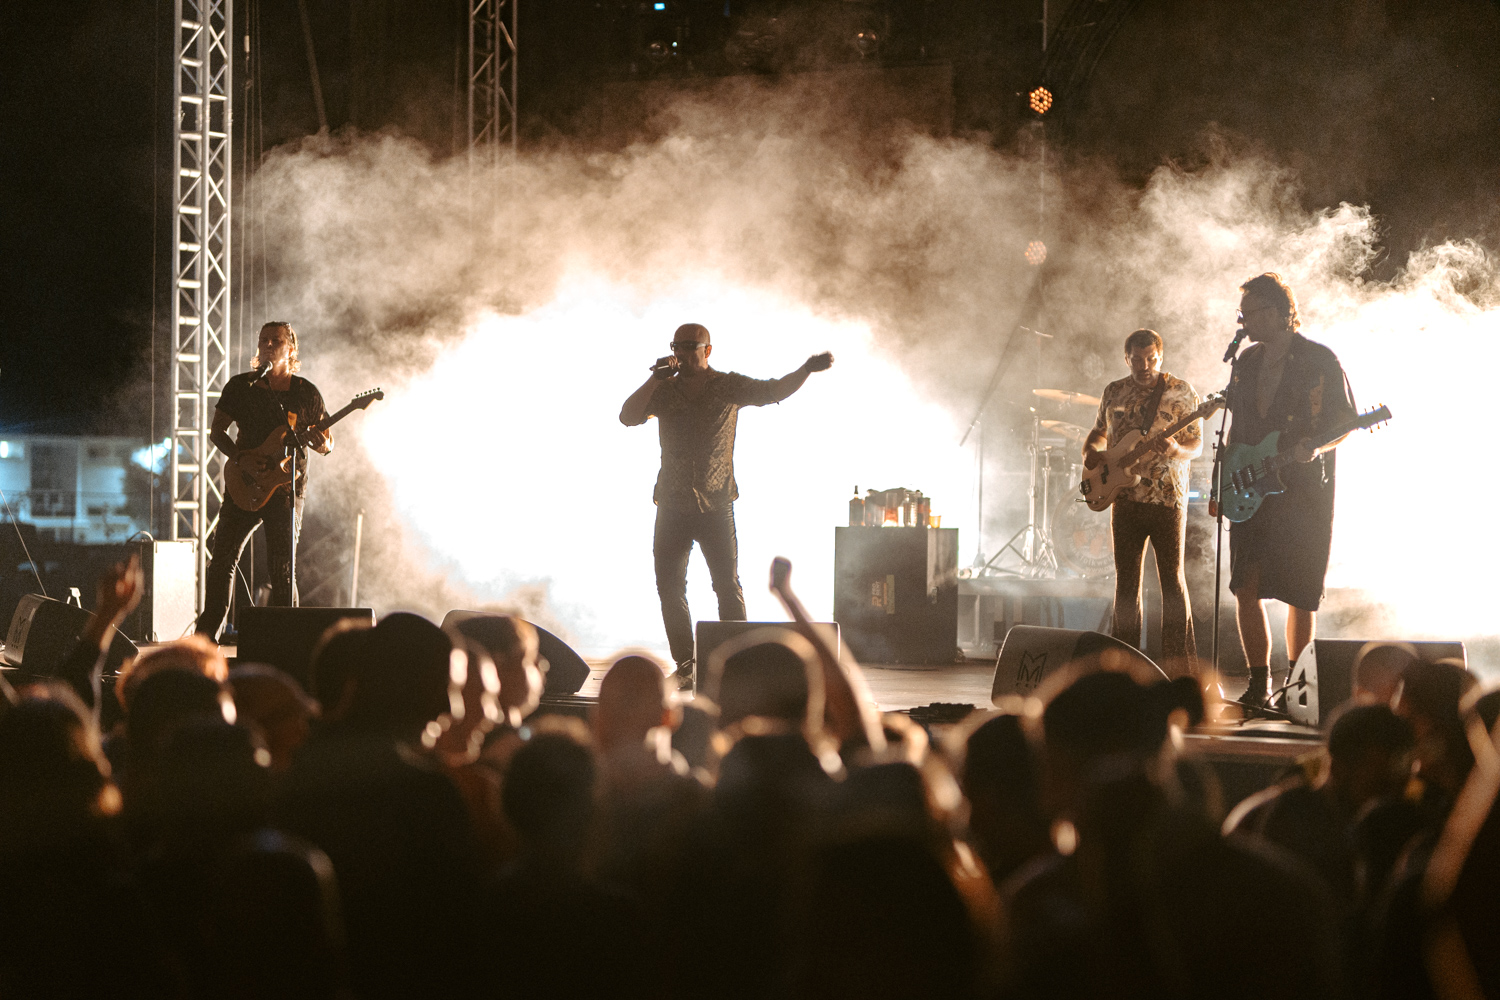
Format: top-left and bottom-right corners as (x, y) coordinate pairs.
(250, 360), (273, 384)
(1223, 328), (1247, 364)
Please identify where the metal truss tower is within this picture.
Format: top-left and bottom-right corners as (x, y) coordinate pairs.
(171, 0), (233, 612)
(468, 0), (518, 168)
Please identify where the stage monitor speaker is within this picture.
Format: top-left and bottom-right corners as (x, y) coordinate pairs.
(696, 620), (840, 671)
(236, 607), (375, 692)
(3, 593), (138, 676)
(441, 611), (592, 696)
(1285, 638), (1467, 727)
(992, 625), (1166, 704)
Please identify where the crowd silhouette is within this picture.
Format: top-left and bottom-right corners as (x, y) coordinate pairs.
(0, 553), (1496, 999)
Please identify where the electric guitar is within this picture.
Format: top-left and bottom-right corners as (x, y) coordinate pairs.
(1215, 404), (1391, 523)
(1078, 394), (1225, 512)
(224, 388), (384, 511)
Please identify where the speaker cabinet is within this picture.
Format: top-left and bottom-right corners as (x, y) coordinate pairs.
(236, 607), (375, 691)
(696, 620), (840, 670)
(991, 625), (1166, 704)
(834, 527), (958, 665)
(121, 540), (197, 643)
(3, 593), (138, 676)
(441, 611), (592, 696)
(1285, 638), (1467, 726)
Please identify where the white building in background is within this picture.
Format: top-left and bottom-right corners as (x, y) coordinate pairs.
(0, 435), (158, 544)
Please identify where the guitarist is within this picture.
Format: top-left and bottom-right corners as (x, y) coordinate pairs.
(195, 321), (332, 641)
(1226, 273), (1356, 709)
(1082, 329), (1204, 677)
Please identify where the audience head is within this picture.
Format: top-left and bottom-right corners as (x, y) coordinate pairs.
(453, 614), (543, 725)
(705, 628), (823, 736)
(0, 684), (116, 845)
(960, 712), (1050, 882)
(116, 634), (229, 712)
(501, 719), (596, 865)
(1394, 657), (1477, 797)
(1041, 670), (1200, 817)
(228, 664), (318, 773)
(346, 613), (452, 740)
(156, 719), (271, 846)
(1352, 641), (1419, 706)
(308, 618), (375, 722)
(1323, 703), (1415, 815)
(124, 669), (233, 806)
(594, 652), (674, 754)
(432, 634), (502, 763)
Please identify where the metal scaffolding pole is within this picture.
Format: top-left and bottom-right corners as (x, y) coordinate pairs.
(468, 0), (517, 168)
(171, 0), (233, 613)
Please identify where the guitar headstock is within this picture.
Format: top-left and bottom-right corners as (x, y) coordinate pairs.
(1357, 404), (1392, 431)
(350, 388), (384, 410)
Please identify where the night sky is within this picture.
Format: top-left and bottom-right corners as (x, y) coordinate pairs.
(2, 0), (1497, 438)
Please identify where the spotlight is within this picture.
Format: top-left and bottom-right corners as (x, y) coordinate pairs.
(1028, 86), (1053, 115)
(1025, 240), (1047, 266)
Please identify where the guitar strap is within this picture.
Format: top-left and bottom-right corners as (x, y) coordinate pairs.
(1139, 375), (1169, 435)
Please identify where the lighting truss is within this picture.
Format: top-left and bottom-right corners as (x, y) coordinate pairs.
(171, 0), (233, 612)
(468, 0), (518, 169)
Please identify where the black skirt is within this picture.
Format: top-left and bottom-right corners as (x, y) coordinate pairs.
(1228, 463), (1336, 611)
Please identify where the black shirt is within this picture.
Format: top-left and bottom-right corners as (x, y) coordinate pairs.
(217, 372), (328, 496)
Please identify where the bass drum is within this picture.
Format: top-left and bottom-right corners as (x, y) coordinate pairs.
(1054, 496), (1114, 578)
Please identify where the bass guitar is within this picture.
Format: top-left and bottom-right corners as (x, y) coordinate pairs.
(1215, 404), (1391, 523)
(1078, 394), (1225, 512)
(224, 388), (384, 511)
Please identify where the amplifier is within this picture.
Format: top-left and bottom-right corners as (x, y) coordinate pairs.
(833, 526), (959, 665)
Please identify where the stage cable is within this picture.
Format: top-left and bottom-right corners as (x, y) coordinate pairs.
(0, 487), (47, 598)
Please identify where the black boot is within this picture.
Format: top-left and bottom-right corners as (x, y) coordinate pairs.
(1238, 667), (1270, 710)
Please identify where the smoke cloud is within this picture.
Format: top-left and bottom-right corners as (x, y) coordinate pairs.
(246, 84), (1499, 669)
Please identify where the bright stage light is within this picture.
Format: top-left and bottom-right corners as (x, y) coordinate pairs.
(1024, 240), (1047, 265)
(1028, 86), (1053, 115)
(360, 277), (977, 657)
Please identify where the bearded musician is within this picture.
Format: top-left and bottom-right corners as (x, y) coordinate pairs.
(1082, 329), (1203, 677)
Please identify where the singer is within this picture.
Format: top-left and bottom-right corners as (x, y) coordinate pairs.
(619, 322), (833, 688)
(1223, 273), (1357, 708)
(1081, 329), (1204, 677)
(195, 321), (332, 641)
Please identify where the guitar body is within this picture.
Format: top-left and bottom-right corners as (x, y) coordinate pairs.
(221, 387), (385, 512)
(1217, 431), (1287, 523)
(1077, 430), (1145, 512)
(224, 427), (297, 511)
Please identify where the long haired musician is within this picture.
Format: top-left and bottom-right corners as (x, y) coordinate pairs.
(194, 321), (332, 641)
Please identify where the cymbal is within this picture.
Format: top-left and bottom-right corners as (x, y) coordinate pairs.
(1033, 388), (1101, 407)
(1033, 388), (1102, 407)
(1040, 419), (1089, 442)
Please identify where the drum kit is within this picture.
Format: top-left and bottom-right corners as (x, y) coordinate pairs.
(977, 387), (1115, 579)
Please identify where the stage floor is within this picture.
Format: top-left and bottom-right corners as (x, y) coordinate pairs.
(576, 658), (997, 713)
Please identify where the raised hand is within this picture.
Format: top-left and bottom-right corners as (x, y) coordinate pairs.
(805, 352), (834, 373)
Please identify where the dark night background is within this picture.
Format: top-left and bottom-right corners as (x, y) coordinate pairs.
(2, 0), (1498, 437)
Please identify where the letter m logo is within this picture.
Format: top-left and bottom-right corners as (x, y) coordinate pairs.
(1015, 651), (1047, 694)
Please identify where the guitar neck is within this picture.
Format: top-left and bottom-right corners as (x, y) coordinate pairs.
(1124, 398), (1222, 463)
(1261, 406), (1391, 470)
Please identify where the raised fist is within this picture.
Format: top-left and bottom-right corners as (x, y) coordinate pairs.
(805, 352), (834, 373)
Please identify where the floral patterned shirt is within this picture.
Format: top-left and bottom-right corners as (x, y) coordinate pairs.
(1091, 372), (1203, 508)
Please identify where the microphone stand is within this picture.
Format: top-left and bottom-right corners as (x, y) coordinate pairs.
(1211, 332), (1243, 693)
